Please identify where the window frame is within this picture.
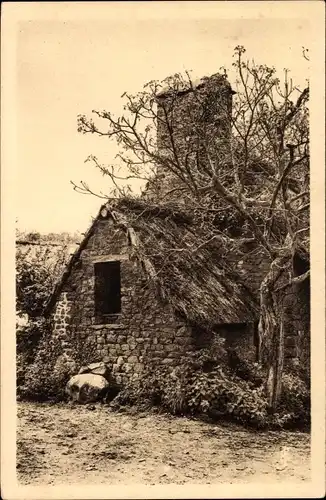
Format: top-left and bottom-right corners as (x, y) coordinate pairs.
(93, 258), (123, 324)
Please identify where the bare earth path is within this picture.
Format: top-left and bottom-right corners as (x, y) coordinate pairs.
(17, 402), (310, 485)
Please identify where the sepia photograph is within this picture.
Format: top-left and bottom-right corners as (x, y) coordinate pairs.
(1, 1), (325, 499)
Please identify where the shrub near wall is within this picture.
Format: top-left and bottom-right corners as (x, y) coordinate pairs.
(21, 327), (69, 401)
(20, 322), (100, 401)
(16, 319), (44, 389)
(112, 336), (310, 430)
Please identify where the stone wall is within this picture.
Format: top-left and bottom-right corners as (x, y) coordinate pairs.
(52, 292), (73, 353)
(50, 215), (194, 385)
(283, 255), (310, 362)
(226, 244), (310, 362)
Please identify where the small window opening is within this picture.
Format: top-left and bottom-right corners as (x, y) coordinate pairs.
(94, 261), (121, 320)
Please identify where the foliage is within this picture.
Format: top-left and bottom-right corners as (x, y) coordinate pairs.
(16, 237), (99, 401)
(16, 251), (53, 318)
(111, 338), (310, 430)
(19, 321), (101, 402)
(19, 329), (69, 401)
(226, 348), (265, 387)
(16, 231), (76, 394)
(276, 372), (310, 428)
(16, 318), (44, 358)
(16, 318), (45, 388)
(16, 241), (70, 318)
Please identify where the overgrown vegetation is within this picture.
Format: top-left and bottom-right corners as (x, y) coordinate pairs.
(111, 337), (310, 430)
(16, 231), (77, 396)
(18, 327), (103, 401)
(20, 334), (70, 401)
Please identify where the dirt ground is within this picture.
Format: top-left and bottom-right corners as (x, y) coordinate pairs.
(17, 402), (310, 485)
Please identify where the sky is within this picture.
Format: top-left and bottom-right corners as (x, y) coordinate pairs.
(10, 2), (316, 234)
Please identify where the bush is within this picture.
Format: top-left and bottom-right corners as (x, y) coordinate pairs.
(17, 320), (71, 401)
(16, 240), (69, 318)
(110, 340), (269, 428)
(275, 372), (310, 429)
(17, 352), (30, 389)
(227, 348), (265, 387)
(16, 319), (43, 358)
(20, 331), (71, 401)
(16, 236), (71, 396)
(110, 338), (310, 430)
(16, 319), (45, 390)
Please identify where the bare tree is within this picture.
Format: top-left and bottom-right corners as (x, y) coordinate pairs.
(76, 46), (309, 410)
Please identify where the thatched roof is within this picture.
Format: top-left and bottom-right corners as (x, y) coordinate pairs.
(113, 198), (258, 326)
(44, 197), (259, 327)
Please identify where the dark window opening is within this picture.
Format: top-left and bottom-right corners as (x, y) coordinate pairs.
(216, 322), (248, 337)
(215, 322), (259, 361)
(94, 261), (121, 320)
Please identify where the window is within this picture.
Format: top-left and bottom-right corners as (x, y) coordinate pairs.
(94, 261), (121, 320)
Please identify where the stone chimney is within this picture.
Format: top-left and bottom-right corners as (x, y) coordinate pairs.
(152, 73), (234, 202)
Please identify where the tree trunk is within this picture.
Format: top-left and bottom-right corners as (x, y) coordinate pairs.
(258, 256), (288, 411)
(264, 314), (284, 409)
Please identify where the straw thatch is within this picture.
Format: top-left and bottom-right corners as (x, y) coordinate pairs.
(110, 198), (259, 328)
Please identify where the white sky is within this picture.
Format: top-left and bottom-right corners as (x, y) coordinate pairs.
(11, 2), (315, 233)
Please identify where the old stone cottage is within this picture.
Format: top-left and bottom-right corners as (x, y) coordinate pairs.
(44, 74), (310, 385)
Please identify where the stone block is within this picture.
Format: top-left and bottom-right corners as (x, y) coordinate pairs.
(127, 355), (139, 363)
(161, 358), (174, 365)
(117, 335), (127, 343)
(166, 351), (179, 358)
(92, 325), (103, 331)
(175, 326), (188, 337)
(116, 356), (125, 366)
(174, 336), (186, 345)
(162, 328), (174, 337)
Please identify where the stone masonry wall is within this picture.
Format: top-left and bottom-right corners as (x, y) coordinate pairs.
(50, 216), (194, 386)
(226, 244), (310, 362)
(52, 292), (73, 352)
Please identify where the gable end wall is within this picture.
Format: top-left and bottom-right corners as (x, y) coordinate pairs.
(50, 217), (194, 385)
